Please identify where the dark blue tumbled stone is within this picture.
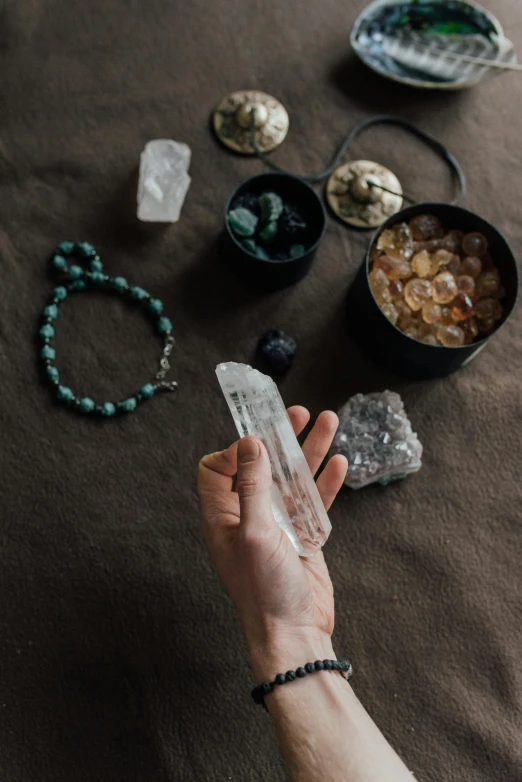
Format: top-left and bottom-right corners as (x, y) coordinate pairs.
(258, 329), (297, 374)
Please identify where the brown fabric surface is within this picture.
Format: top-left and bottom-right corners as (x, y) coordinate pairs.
(0, 1), (521, 780)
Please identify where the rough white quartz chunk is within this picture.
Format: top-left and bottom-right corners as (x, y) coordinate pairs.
(137, 139), (191, 222)
(216, 362), (331, 557)
(332, 391), (423, 489)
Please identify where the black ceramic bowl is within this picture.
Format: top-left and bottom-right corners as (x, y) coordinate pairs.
(223, 173), (326, 290)
(347, 202), (519, 379)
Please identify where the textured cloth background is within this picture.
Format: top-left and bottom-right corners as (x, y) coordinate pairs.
(0, 1), (521, 780)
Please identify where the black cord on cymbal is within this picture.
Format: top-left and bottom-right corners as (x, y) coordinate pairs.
(366, 180), (415, 203)
(250, 113), (466, 205)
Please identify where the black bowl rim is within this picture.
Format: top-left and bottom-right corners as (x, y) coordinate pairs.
(365, 201), (519, 350)
(225, 172), (327, 266)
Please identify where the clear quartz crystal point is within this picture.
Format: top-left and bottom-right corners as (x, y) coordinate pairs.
(137, 139), (191, 222)
(216, 362), (332, 557)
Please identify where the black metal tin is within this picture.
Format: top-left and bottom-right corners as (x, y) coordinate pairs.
(223, 173), (326, 290)
(347, 202), (519, 379)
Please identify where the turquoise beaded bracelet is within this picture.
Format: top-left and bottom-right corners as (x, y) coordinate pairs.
(39, 241), (177, 416)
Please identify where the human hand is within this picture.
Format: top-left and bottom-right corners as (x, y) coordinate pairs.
(198, 408), (348, 678)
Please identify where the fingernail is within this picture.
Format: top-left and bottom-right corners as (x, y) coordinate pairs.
(239, 437), (260, 464)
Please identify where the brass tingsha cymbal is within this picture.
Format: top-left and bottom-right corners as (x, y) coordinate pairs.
(213, 90), (289, 155)
(327, 160), (403, 229)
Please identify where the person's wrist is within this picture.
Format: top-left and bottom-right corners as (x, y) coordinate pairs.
(248, 626), (336, 683)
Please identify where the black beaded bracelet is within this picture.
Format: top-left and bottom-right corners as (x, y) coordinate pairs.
(251, 659), (353, 707)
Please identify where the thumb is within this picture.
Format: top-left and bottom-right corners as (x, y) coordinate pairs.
(236, 437), (274, 533)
